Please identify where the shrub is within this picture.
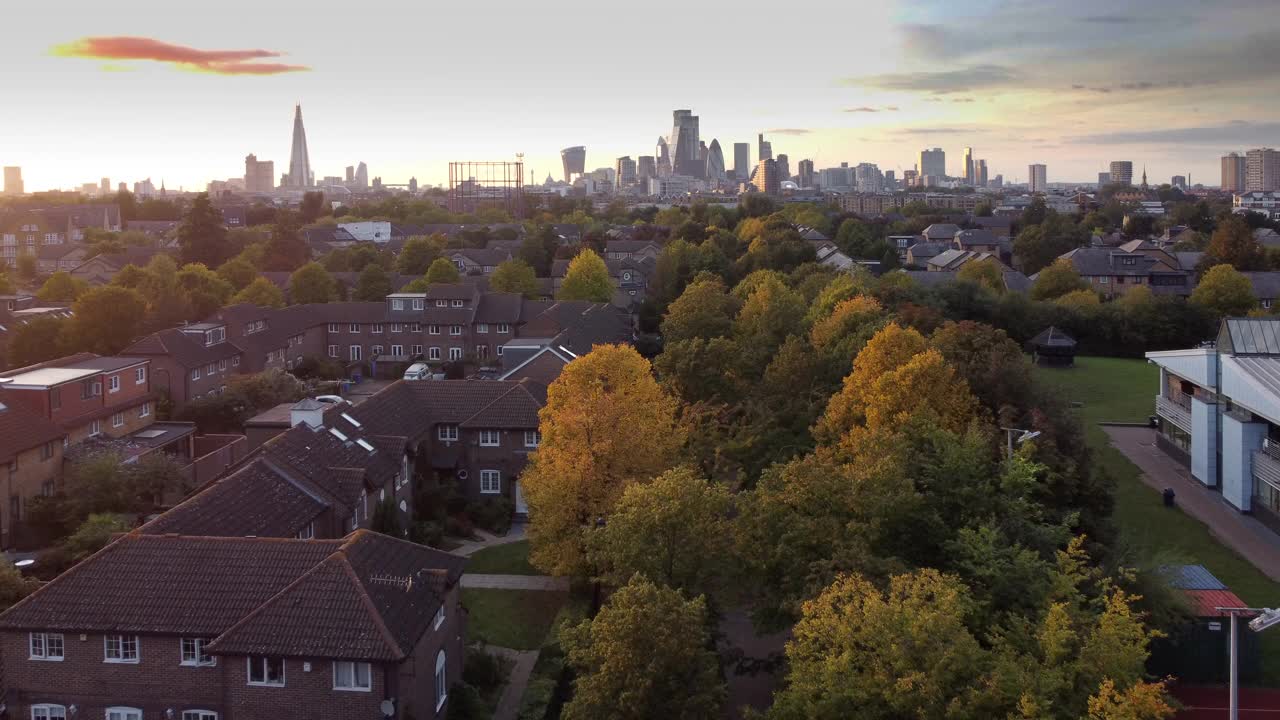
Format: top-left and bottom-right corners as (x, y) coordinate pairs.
(445, 682), (483, 720)
(446, 514), (475, 538)
(466, 496), (514, 535)
(463, 651), (506, 691)
(410, 521), (444, 548)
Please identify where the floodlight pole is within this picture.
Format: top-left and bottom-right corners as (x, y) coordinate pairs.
(1215, 606), (1280, 720)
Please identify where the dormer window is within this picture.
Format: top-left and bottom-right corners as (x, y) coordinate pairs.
(438, 424), (459, 441)
(452, 299), (464, 308)
(392, 299), (406, 311)
(205, 327), (224, 346)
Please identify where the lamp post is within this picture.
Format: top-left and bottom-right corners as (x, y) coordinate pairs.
(1000, 427), (1041, 458)
(1215, 606), (1280, 719)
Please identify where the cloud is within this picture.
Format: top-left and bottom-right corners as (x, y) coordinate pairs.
(765, 128), (811, 136)
(843, 64), (1021, 94)
(1080, 14), (1141, 23)
(950, 98), (975, 103)
(844, 106), (899, 113)
(53, 36), (309, 75)
(1068, 121), (1280, 145)
(891, 127), (972, 135)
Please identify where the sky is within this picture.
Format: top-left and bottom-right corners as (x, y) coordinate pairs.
(3, 0), (1279, 193)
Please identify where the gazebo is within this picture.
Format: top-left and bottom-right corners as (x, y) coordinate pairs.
(1028, 326), (1077, 367)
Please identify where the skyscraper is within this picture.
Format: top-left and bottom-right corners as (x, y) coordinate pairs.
(245, 154), (275, 193)
(918, 148), (945, 179)
(670, 110), (702, 177)
(656, 137), (672, 177)
(705, 139), (726, 181)
(757, 133), (772, 161)
(345, 166), (355, 184)
(974, 160), (988, 188)
(1097, 172), (1111, 187)
(733, 143), (750, 181)
(1029, 164), (1047, 193)
(855, 163), (883, 192)
(1246, 148), (1280, 192)
(100, 178), (110, 196)
(637, 156), (657, 185)
(775, 154), (790, 182)
(3, 166), (22, 195)
(1222, 152), (1247, 193)
(355, 162), (369, 189)
(1109, 161), (1133, 186)
(750, 158), (780, 196)
(561, 146), (586, 183)
(615, 156), (637, 189)
(285, 104), (313, 188)
(963, 147), (974, 185)
(798, 159), (815, 188)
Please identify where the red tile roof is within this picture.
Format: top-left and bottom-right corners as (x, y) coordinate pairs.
(1184, 589), (1251, 618)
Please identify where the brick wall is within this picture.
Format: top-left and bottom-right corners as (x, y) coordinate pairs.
(2, 441), (62, 549)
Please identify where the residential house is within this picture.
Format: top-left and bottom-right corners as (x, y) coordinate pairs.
(927, 248), (1000, 272)
(1244, 272), (1280, 311)
(69, 247), (167, 285)
(35, 244), (90, 275)
(906, 241), (948, 267)
(0, 354), (158, 445)
(1054, 244), (1193, 298)
(604, 239), (661, 262)
(447, 247), (512, 276)
(122, 324), (245, 409)
(0, 398), (66, 549)
(902, 268), (1032, 294)
(550, 256), (652, 310)
(0, 530), (467, 720)
(921, 223), (961, 242)
(971, 215), (1013, 238)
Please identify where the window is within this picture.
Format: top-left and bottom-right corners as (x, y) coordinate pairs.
(413, 298), (425, 310)
(524, 430), (541, 448)
(104, 634), (139, 663)
(134, 367), (146, 384)
(435, 299), (447, 307)
(90, 420), (102, 437)
(438, 424), (459, 441)
(434, 605), (446, 630)
(391, 322), (403, 333)
(349, 323), (360, 333)
(30, 632), (64, 660)
(82, 379), (101, 399)
(182, 712), (217, 720)
(372, 345), (384, 356)
(140, 402), (151, 418)
(413, 344), (424, 357)
(112, 412), (125, 428)
(409, 322), (421, 332)
(181, 637), (215, 666)
(497, 323), (510, 334)
(40, 441), (54, 461)
(247, 656), (285, 686)
(1099, 276), (1110, 284)
(480, 469), (501, 494)
(106, 708), (142, 720)
(450, 325), (462, 336)
(328, 345), (339, 358)
(31, 705), (66, 720)
(435, 650), (448, 711)
(219, 359), (227, 371)
(350, 345), (363, 362)
(296, 521), (315, 539)
(391, 344), (404, 356)
(108, 375), (120, 393)
(333, 660), (372, 691)
(372, 323), (384, 334)
(452, 299), (464, 308)
(479, 430), (500, 447)
(429, 324), (441, 335)
(232, 356), (240, 367)
(206, 363), (216, 375)
(497, 345), (504, 357)
(428, 347), (441, 361)
(449, 347), (463, 361)
(328, 323), (341, 333)
(476, 345), (488, 360)
(392, 299), (406, 311)
(191, 367), (201, 381)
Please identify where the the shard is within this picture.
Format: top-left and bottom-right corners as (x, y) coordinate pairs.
(286, 104), (313, 188)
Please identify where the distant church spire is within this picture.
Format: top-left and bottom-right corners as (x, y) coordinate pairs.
(1141, 165), (1148, 189)
(287, 104), (313, 188)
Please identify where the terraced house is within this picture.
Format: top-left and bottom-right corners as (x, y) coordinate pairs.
(0, 531), (467, 720)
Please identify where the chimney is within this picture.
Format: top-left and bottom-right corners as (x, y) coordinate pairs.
(290, 398), (326, 429)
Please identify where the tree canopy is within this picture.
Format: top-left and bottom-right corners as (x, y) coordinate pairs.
(558, 249), (613, 302)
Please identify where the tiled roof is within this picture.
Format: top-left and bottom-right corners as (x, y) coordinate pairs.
(922, 223), (961, 240)
(954, 229), (997, 247)
(475, 293), (523, 324)
(458, 382), (545, 428)
(0, 400), (65, 465)
(448, 247), (512, 267)
(139, 458), (326, 538)
(122, 328), (241, 368)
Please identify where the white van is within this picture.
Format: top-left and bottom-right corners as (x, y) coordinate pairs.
(403, 363), (431, 381)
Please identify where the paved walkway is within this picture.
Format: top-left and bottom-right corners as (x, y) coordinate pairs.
(453, 522), (527, 558)
(1104, 425), (1280, 582)
(481, 645), (540, 720)
(461, 573), (569, 591)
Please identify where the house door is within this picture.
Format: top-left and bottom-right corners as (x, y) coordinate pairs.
(513, 480), (528, 515)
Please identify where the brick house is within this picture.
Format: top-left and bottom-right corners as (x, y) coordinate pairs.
(0, 355), (158, 445)
(1053, 244), (1193, 299)
(0, 398), (65, 549)
(0, 530), (467, 720)
(603, 239), (661, 261)
(447, 247), (512, 276)
(122, 324), (245, 410)
(550, 257), (653, 310)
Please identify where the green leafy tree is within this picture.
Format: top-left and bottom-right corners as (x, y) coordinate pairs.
(353, 263), (392, 301)
(558, 249), (613, 302)
(36, 272), (88, 303)
(231, 277), (285, 308)
(396, 235), (444, 275)
(1203, 215), (1266, 271)
(177, 263), (234, 320)
(399, 277), (432, 293)
(176, 193), (230, 267)
(956, 258), (1005, 293)
(560, 575), (724, 720)
(0, 556), (38, 611)
(288, 262), (337, 304)
(6, 315), (69, 368)
(519, 225), (560, 276)
(61, 514), (133, 562)
(216, 257), (258, 291)
(15, 252), (38, 284)
(489, 259), (541, 298)
(137, 255), (192, 329)
(263, 214), (310, 272)
(660, 278), (741, 343)
(63, 286), (146, 354)
(0, 269), (12, 295)
(1190, 264), (1256, 318)
(299, 191), (326, 223)
(110, 263), (148, 289)
(425, 257), (460, 284)
(1031, 258), (1089, 300)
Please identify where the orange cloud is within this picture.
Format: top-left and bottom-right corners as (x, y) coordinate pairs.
(53, 36), (309, 75)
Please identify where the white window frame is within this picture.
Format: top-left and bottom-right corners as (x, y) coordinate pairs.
(135, 367), (146, 384)
(333, 660), (373, 692)
(328, 323), (341, 333)
(414, 298), (426, 310)
(182, 711), (217, 720)
(350, 345), (363, 362)
(429, 324), (441, 335)
(524, 430), (541, 448)
(392, 299), (405, 311)
(438, 424), (459, 442)
(435, 299), (447, 308)
(181, 636), (216, 667)
(29, 632), (65, 661)
(479, 430), (500, 447)
(497, 345), (504, 357)
(349, 323), (360, 333)
(90, 420), (102, 436)
(103, 634), (140, 664)
(328, 344), (339, 358)
(30, 705), (67, 720)
(391, 322), (403, 333)
(428, 347), (441, 361)
(435, 650), (448, 711)
(247, 656), (286, 686)
(296, 521), (315, 540)
(449, 347), (463, 361)
(372, 323), (384, 334)
(372, 345), (384, 356)
(106, 708), (142, 720)
(140, 402), (152, 418)
(449, 325), (462, 336)
(391, 344), (404, 356)
(232, 356), (240, 367)
(434, 605), (445, 630)
(480, 469), (501, 494)
(112, 412), (125, 428)
(497, 323), (510, 334)
(476, 323), (489, 334)
(108, 375), (120, 393)
(191, 368), (201, 381)
(452, 299), (464, 308)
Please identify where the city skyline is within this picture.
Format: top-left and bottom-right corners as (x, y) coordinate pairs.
(4, 0), (1280, 192)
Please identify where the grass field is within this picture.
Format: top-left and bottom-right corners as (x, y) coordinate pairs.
(462, 588), (568, 651)
(1035, 356), (1280, 685)
(465, 540), (539, 575)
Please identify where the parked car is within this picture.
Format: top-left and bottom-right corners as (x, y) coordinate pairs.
(403, 363), (431, 381)
(314, 394), (345, 404)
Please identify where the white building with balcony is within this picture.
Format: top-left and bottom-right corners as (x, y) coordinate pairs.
(1146, 318), (1280, 531)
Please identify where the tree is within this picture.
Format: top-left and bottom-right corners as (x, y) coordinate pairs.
(6, 315), (68, 368)
(63, 286), (146, 354)
(36, 272), (87, 303)
(519, 225), (560, 276)
(299, 191), (326, 223)
(1057, 288), (1103, 310)
(558, 249), (612, 302)
(231, 277), (285, 308)
(522, 345), (684, 578)
(425, 257), (460, 284)
(1203, 215), (1266, 271)
(177, 263), (234, 320)
(176, 193), (230, 267)
(288, 262), (337, 304)
(0, 556), (38, 611)
(956, 258), (1005, 293)
(61, 514), (132, 562)
(353, 263), (392, 301)
(489, 259), (540, 298)
(0, 269), (11, 295)
(15, 252), (37, 284)
(216, 257), (258, 291)
(110, 263), (148, 289)
(137, 254), (192, 329)
(767, 570), (987, 720)
(809, 296), (883, 350)
(1031, 258), (1088, 300)
(1190, 264), (1257, 318)
(588, 467), (733, 600)
(262, 214), (310, 272)
(560, 575), (724, 720)
(660, 278), (741, 343)
(396, 235), (443, 275)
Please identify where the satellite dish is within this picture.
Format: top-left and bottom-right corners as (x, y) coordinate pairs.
(380, 699), (396, 717)
(457, 469), (469, 480)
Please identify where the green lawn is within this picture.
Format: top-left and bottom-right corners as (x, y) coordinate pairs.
(1036, 356), (1280, 684)
(462, 588), (568, 650)
(466, 540), (539, 575)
